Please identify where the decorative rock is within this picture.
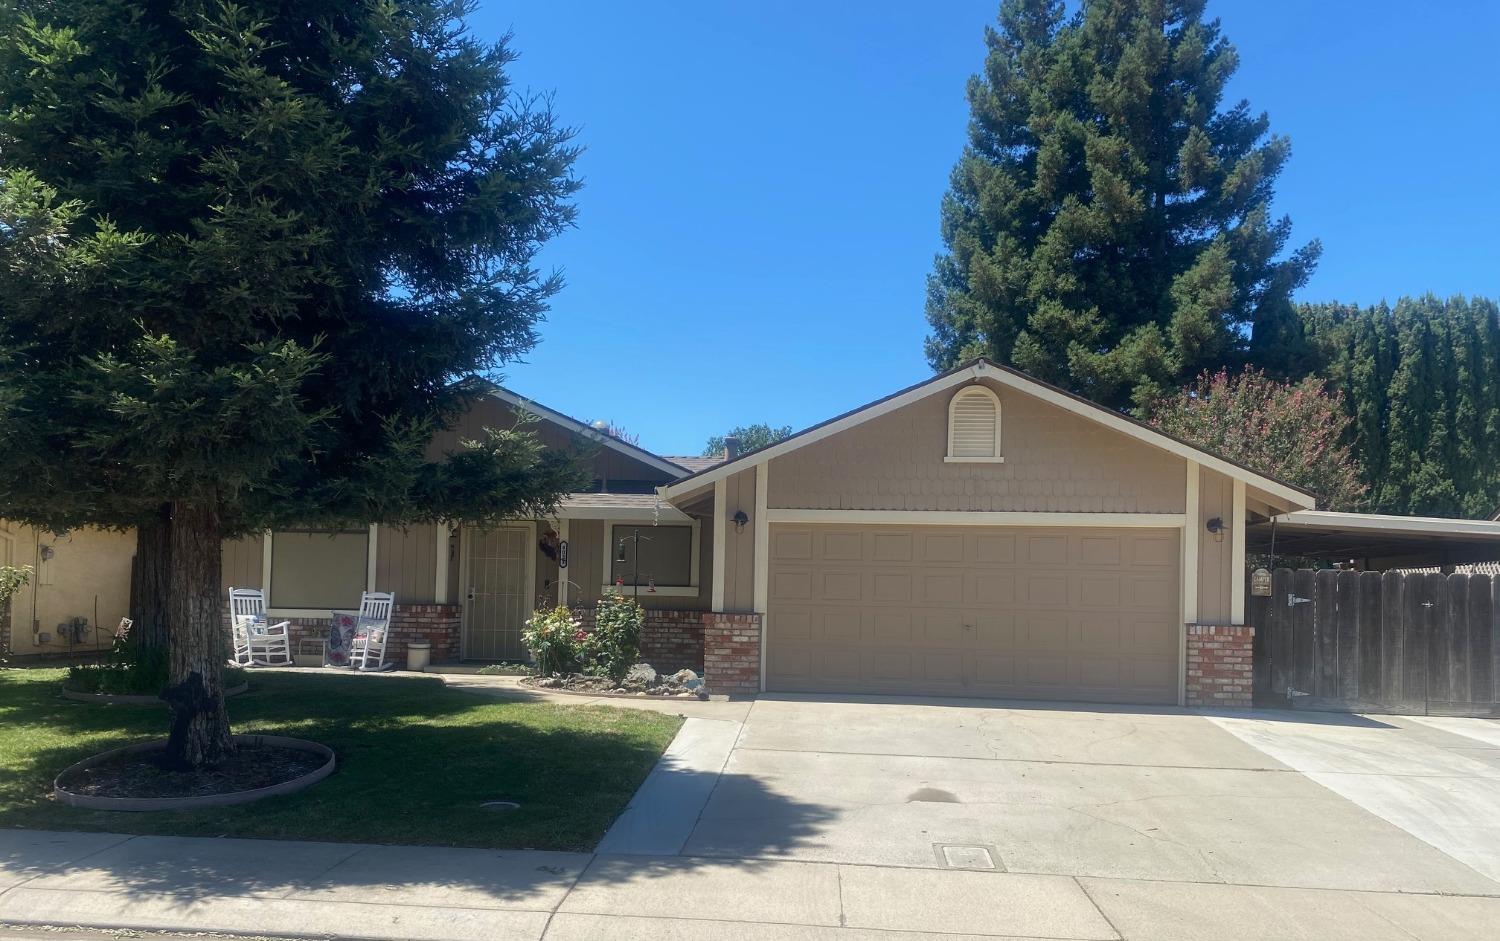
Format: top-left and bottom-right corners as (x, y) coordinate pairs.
(625, 663), (659, 686)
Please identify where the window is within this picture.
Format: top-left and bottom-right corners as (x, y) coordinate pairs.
(268, 528), (371, 610)
(946, 385), (1003, 462)
(605, 523), (699, 596)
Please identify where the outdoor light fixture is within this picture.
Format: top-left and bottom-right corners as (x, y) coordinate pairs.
(731, 510), (749, 533)
(1206, 517), (1226, 542)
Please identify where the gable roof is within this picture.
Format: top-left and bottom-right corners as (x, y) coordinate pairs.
(658, 358), (1317, 509)
(484, 385), (691, 478)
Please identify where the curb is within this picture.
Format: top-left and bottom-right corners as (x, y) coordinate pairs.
(59, 681), (250, 707)
(53, 734), (335, 812)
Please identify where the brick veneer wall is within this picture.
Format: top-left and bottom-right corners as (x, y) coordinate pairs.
(1185, 624), (1254, 707)
(702, 612), (762, 695)
(230, 603), (461, 668)
(572, 606), (706, 674)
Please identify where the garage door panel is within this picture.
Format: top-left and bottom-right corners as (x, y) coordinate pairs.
(872, 533), (912, 561)
(920, 533), (965, 563)
(1078, 575), (1122, 607)
(820, 610), (861, 643)
(820, 571), (862, 601)
(1024, 534), (1069, 565)
(767, 524), (1180, 704)
(774, 530), (814, 560)
(1022, 573), (1070, 606)
(772, 570), (813, 600)
(1078, 535), (1123, 566)
(918, 572), (963, 604)
(972, 571), (1015, 605)
(1075, 616), (1125, 653)
(869, 610), (912, 644)
(974, 534), (1016, 563)
(823, 531), (864, 561)
(1126, 576), (1175, 609)
(1016, 613), (1070, 653)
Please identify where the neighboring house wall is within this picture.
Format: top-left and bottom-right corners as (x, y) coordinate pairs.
(765, 379), (1187, 513)
(0, 523), (134, 657)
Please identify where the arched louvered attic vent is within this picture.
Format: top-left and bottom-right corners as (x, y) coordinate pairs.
(945, 385), (1003, 462)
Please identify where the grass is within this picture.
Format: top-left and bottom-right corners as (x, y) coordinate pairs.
(0, 666), (681, 851)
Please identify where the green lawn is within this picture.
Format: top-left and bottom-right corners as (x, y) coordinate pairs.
(0, 667), (681, 851)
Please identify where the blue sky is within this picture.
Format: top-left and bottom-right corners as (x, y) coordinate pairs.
(475, 1), (1500, 457)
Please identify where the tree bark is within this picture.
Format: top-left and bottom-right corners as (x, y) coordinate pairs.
(129, 505), (172, 656)
(161, 500), (234, 769)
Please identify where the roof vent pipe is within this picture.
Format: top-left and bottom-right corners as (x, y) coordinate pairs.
(723, 436), (741, 460)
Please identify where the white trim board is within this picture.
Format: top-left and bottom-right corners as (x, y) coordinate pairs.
(754, 462), (769, 693)
(764, 509), (1187, 528)
(658, 359), (1314, 509)
(711, 479), (727, 611)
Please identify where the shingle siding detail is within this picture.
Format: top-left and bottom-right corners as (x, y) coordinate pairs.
(766, 379), (1185, 513)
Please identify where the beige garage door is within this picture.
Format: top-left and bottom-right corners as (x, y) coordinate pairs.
(767, 525), (1181, 704)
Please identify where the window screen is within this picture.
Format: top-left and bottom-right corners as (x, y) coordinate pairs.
(270, 529), (369, 609)
(609, 524), (693, 587)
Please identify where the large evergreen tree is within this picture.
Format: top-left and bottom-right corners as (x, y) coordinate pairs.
(926, 0), (1320, 411)
(1292, 296), (1500, 518)
(0, 1), (584, 767)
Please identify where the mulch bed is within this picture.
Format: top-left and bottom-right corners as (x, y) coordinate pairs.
(57, 742), (326, 800)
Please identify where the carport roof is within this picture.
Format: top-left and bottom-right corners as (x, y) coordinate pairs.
(1248, 510), (1500, 567)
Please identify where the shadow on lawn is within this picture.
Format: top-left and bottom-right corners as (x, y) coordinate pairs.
(0, 669), (838, 906)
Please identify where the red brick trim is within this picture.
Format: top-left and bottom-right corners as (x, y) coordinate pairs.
(703, 612), (761, 694)
(1185, 624), (1254, 707)
(571, 607), (707, 674)
(227, 603), (461, 668)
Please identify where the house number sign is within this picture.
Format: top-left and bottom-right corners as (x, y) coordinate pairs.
(558, 540), (569, 569)
(1250, 567), (1272, 596)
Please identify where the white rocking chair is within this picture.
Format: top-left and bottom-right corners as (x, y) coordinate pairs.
(348, 591), (395, 672)
(228, 587), (292, 666)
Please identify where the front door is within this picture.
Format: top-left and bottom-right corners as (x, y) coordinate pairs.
(463, 525), (533, 660)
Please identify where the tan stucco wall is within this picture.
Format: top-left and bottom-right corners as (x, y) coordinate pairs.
(1196, 467), (1235, 625)
(765, 378), (1187, 513)
(1, 523), (134, 656)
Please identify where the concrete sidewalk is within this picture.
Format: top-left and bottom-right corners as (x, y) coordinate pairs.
(4, 827), (1500, 941)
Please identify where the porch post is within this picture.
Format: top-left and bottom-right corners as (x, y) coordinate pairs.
(1231, 479), (1246, 625)
(711, 479), (727, 611)
(434, 522), (449, 604)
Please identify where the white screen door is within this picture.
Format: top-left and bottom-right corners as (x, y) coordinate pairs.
(463, 525), (532, 660)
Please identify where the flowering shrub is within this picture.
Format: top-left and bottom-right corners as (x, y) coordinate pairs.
(523, 591), (644, 681)
(585, 588), (643, 682)
(521, 605), (586, 675)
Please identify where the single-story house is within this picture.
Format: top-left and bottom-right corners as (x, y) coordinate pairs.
(9, 357), (1500, 709)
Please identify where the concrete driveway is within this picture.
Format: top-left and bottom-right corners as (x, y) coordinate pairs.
(592, 693), (1500, 939)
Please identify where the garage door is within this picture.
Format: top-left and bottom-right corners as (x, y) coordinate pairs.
(766, 525), (1181, 704)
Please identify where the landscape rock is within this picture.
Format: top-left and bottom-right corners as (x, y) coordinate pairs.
(625, 663), (659, 686)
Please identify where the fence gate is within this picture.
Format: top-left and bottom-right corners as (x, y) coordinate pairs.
(1249, 569), (1500, 715)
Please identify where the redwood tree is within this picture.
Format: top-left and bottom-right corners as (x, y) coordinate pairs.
(0, 1), (584, 767)
(1146, 368), (1366, 510)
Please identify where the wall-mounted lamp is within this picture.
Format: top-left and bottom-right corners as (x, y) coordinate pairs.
(1205, 517), (1226, 543)
(731, 510), (749, 533)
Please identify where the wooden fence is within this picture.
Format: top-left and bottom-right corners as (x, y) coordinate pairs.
(1248, 568), (1500, 716)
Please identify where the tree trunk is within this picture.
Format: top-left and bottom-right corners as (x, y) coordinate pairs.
(129, 505), (171, 656)
(161, 500), (233, 769)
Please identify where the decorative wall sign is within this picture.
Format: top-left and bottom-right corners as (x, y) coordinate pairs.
(1251, 567), (1272, 596)
(558, 539), (569, 569)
